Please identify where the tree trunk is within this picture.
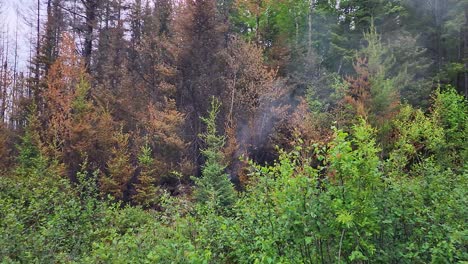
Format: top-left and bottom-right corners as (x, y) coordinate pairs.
(1, 32), (10, 123)
(11, 19), (19, 128)
(83, 0), (97, 71)
(464, 3), (468, 98)
(35, 0), (41, 92)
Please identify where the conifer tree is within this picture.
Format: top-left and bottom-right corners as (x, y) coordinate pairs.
(175, 0), (227, 161)
(221, 36), (290, 171)
(0, 124), (11, 170)
(193, 97), (236, 212)
(15, 107), (45, 172)
(133, 144), (159, 207)
(142, 98), (192, 186)
(44, 33), (96, 177)
(344, 22), (401, 124)
(39, 0), (66, 77)
(100, 128), (134, 201)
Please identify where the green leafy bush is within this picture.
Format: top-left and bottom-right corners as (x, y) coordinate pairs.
(0, 89), (466, 263)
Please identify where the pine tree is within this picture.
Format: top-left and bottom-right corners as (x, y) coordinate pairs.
(193, 97), (236, 212)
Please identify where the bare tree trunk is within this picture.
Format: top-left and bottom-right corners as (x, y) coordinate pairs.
(229, 76), (237, 125)
(35, 0), (40, 86)
(11, 17), (19, 128)
(433, 0), (443, 71)
(464, 4), (468, 98)
(13, 15), (18, 92)
(308, 0), (313, 55)
(255, 0), (261, 45)
(28, 24), (34, 98)
(1, 31), (9, 123)
(295, 16), (299, 50)
(0, 31), (4, 122)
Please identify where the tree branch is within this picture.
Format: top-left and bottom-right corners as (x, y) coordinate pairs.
(56, 2), (86, 19)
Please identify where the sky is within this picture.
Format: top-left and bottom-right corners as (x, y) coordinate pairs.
(2, 0), (17, 26)
(2, 0), (30, 33)
(1, 0), (35, 69)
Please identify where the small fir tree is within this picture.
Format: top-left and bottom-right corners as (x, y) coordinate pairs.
(193, 97), (236, 212)
(133, 144), (159, 207)
(100, 128), (134, 201)
(143, 98), (190, 179)
(16, 108), (47, 173)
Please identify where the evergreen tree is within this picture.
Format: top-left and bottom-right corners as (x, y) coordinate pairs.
(133, 144), (159, 207)
(344, 22), (402, 124)
(0, 123), (11, 170)
(16, 107), (46, 173)
(100, 128), (134, 201)
(193, 97), (236, 212)
(175, 0), (227, 162)
(44, 33), (95, 177)
(39, 0), (66, 77)
(143, 99), (191, 183)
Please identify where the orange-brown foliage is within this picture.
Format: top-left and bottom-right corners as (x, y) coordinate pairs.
(142, 98), (193, 183)
(289, 98), (332, 145)
(44, 33), (95, 174)
(344, 57), (371, 118)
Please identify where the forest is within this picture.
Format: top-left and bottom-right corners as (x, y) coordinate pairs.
(0, 0), (467, 262)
